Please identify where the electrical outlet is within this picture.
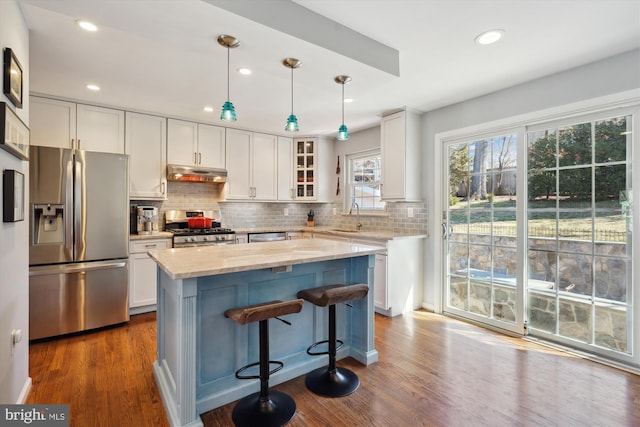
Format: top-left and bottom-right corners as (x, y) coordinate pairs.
(332, 208), (337, 215)
(408, 207), (414, 218)
(284, 208), (289, 216)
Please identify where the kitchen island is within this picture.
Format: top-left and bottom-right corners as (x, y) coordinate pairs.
(147, 238), (383, 427)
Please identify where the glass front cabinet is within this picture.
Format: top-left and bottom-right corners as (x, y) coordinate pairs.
(295, 138), (316, 200)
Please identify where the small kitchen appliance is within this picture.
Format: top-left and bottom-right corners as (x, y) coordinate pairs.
(135, 205), (159, 235)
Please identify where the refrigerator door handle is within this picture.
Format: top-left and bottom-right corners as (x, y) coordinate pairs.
(74, 151), (86, 260)
(64, 150), (74, 259)
(29, 260), (128, 276)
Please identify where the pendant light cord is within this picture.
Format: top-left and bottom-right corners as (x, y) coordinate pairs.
(341, 83), (345, 125)
(291, 66), (294, 115)
(226, 47), (230, 102)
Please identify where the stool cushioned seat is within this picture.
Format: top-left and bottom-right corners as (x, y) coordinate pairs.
(297, 284), (369, 307)
(224, 299), (304, 325)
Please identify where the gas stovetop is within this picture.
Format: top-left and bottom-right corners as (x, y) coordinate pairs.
(168, 228), (235, 236)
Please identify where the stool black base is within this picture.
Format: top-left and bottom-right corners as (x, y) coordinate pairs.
(231, 390), (296, 427)
(305, 366), (360, 397)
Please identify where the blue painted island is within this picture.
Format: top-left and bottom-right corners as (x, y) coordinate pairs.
(147, 238), (383, 427)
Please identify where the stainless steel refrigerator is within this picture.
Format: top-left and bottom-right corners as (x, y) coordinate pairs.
(29, 146), (130, 340)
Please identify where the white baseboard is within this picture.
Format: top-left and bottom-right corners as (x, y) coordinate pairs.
(16, 377), (32, 404)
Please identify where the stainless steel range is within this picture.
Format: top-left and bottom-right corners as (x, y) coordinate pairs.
(165, 210), (236, 247)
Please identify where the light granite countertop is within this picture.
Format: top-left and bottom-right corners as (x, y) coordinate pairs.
(147, 238), (384, 280)
(129, 232), (173, 241)
(234, 226), (426, 241)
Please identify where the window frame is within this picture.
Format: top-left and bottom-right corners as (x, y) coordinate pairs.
(344, 149), (386, 213)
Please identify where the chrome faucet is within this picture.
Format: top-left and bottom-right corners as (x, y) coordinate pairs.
(349, 201), (362, 230)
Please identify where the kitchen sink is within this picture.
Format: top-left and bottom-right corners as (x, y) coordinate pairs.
(330, 228), (361, 233)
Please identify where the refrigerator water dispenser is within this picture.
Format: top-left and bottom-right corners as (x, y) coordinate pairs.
(33, 204), (64, 244)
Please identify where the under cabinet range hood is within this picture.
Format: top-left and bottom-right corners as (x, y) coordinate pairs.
(166, 165), (227, 183)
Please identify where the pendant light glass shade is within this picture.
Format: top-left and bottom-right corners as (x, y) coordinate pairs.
(218, 35), (239, 122)
(285, 114), (299, 132)
(337, 124), (349, 141)
(283, 58), (301, 132)
(335, 75), (352, 141)
(220, 101), (237, 121)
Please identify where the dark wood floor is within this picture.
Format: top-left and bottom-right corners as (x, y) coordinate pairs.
(27, 310), (640, 426)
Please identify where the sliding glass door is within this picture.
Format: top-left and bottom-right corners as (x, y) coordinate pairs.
(443, 108), (638, 366)
(444, 130), (525, 334)
(526, 112), (634, 363)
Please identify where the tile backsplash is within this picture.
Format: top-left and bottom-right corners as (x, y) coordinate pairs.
(131, 182), (428, 236)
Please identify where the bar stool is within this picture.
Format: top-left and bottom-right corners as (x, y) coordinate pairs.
(296, 284), (369, 397)
(224, 299), (304, 427)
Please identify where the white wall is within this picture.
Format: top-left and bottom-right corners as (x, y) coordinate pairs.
(421, 49), (640, 311)
(0, 0), (30, 404)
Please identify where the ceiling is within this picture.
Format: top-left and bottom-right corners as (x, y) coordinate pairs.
(19, 0), (640, 137)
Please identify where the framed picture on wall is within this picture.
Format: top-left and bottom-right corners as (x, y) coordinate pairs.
(3, 48), (23, 109)
(0, 102), (29, 160)
(3, 169), (25, 222)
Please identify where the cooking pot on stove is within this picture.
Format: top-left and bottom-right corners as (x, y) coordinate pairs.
(187, 217), (214, 228)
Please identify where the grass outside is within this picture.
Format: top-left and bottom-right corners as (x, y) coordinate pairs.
(450, 196), (629, 239)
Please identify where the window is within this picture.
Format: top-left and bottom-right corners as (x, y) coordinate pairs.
(347, 150), (385, 211)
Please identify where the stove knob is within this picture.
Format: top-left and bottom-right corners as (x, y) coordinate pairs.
(216, 235), (222, 241)
(203, 236), (209, 242)
(187, 236), (194, 242)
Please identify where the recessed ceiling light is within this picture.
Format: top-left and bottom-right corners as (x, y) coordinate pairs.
(344, 98), (354, 103)
(76, 20), (98, 32)
(203, 106), (214, 112)
(237, 68), (252, 75)
(475, 29), (504, 45)
(86, 84), (100, 91)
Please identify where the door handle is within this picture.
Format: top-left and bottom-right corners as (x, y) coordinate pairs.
(441, 223), (453, 239)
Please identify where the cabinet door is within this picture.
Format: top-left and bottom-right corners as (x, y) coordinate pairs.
(76, 104), (125, 153)
(126, 112), (167, 199)
(252, 133), (278, 200)
(129, 239), (171, 309)
(167, 119), (198, 165)
(381, 111), (406, 200)
(30, 97), (76, 148)
(198, 123), (225, 168)
(225, 129), (252, 199)
(129, 253), (159, 308)
(294, 139), (317, 200)
(277, 136), (294, 201)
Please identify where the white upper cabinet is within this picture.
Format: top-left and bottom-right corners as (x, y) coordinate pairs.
(30, 97), (76, 149)
(167, 119), (225, 168)
(380, 110), (422, 201)
(125, 112), (167, 200)
(76, 104), (125, 153)
(252, 133), (277, 200)
(30, 97), (125, 154)
(197, 123), (225, 169)
(225, 129), (277, 200)
(277, 136), (294, 201)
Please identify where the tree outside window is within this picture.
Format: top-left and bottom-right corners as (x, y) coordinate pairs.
(348, 151), (385, 211)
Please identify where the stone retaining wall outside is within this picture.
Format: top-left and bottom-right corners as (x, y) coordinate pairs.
(449, 233), (629, 353)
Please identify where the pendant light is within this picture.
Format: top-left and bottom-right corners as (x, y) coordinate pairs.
(218, 34), (239, 122)
(283, 58), (301, 132)
(335, 75), (351, 141)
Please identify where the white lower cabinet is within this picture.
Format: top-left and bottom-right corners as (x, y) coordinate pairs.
(129, 239), (171, 313)
(235, 234), (248, 244)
